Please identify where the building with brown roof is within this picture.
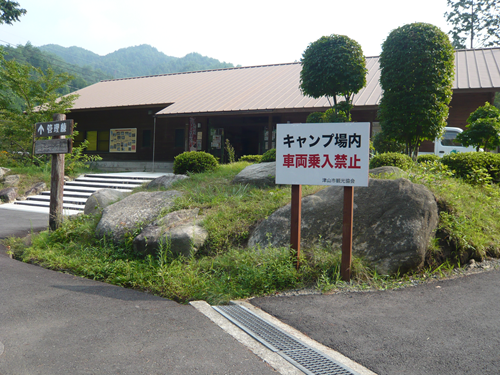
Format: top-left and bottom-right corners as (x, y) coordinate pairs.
(67, 48), (500, 164)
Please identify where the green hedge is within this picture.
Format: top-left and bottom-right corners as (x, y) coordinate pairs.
(441, 152), (500, 181)
(417, 154), (441, 163)
(369, 152), (414, 171)
(173, 151), (219, 174)
(260, 148), (276, 163)
(239, 155), (262, 163)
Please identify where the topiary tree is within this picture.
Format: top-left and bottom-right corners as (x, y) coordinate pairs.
(372, 129), (405, 154)
(456, 102), (500, 151)
(379, 23), (455, 160)
(300, 34), (367, 117)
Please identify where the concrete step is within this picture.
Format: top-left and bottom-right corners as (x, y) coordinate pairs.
(4, 172), (166, 216)
(15, 199), (85, 211)
(65, 181), (144, 190)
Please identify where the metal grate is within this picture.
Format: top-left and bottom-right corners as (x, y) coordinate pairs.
(213, 304), (360, 375)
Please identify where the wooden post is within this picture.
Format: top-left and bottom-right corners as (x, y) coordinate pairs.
(49, 113), (66, 231)
(267, 116), (273, 151)
(341, 186), (354, 281)
(290, 184), (302, 270)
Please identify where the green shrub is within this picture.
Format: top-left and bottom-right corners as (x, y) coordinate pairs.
(369, 152), (414, 171)
(260, 148), (276, 163)
(441, 152), (500, 182)
(173, 151), (219, 174)
(417, 154), (441, 164)
(239, 155), (262, 163)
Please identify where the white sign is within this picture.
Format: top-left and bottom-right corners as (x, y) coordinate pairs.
(276, 122), (370, 187)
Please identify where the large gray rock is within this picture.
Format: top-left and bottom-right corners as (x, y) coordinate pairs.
(232, 162), (276, 187)
(84, 189), (131, 216)
(3, 174), (20, 186)
(24, 182), (46, 197)
(133, 208), (208, 257)
(0, 167), (10, 179)
(0, 187), (17, 203)
(147, 174), (189, 189)
(248, 178), (439, 274)
(95, 190), (182, 243)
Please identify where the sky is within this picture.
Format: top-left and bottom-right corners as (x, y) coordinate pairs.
(0, 0), (452, 67)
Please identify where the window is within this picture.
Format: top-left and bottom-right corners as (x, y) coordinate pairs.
(175, 129), (185, 148)
(83, 130), (110, 152)
(142, 129), (152, 148)
(441, 131), (462, 147)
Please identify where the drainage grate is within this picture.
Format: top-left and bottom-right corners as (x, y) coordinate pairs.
(213, 304), (360, 375)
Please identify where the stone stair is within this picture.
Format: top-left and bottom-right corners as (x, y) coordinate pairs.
(5, 172), (165, 215)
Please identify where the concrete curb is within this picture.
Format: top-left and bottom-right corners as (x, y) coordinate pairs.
(190, 300), (303, 375)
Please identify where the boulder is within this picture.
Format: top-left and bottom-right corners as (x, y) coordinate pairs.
(3, 174), (20, 186)
(248, 178), (439, 274)
(232, 162), (276, 187)
(0, 167), (10, 179)
(147, 174), (189, 189)
(24, 182), (46, 197)
(95, 190), (183, 243)
(369, 166), (407, 179)
(0, 187), (17, 203)
(84, 189), (131, 216)
(133, 208), (208, 258)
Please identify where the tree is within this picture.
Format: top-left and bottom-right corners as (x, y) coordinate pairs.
(445, 0), (500, 49)
(0, 50), (78, 160)
(300, 34), (367, 116)
(0, 0), (26, 25)
(456, 102), (500, 151)
(378, 23), (455, 160)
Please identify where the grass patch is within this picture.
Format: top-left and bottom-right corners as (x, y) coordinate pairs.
(4, 160), (500, 303)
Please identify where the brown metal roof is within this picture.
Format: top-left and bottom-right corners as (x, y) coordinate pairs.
(69, 48), (500, 116)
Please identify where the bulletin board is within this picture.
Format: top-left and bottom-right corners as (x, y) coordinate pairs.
(109, 128), (137, 153)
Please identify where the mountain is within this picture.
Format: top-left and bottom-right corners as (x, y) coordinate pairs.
(1, 42), (112, 93)
(38, 44), (236, 79)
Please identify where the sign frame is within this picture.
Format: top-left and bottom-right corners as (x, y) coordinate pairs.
(276, 122), (370, 187)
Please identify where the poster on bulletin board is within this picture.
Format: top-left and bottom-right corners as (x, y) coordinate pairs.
(109, 128), (137, 153)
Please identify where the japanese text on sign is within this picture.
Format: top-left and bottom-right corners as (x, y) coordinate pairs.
(276, 123), (370, 187)
(35, 120), (73, 138)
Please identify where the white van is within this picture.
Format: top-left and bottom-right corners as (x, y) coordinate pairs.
(420, 127), (477, 156)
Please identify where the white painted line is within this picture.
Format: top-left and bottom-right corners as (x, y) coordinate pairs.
(190, 301), (303, 375)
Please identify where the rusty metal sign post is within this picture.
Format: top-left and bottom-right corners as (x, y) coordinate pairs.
(276, 122), (370, 282)
(34, 115), (73, 231)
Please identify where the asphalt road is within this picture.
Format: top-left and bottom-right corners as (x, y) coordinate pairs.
(251, 270), (500, 375)
(0, 208), (277, 375)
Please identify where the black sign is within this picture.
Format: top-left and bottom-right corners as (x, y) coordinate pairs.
(35, 120), (73, 138)
(34, 139), (72, 155)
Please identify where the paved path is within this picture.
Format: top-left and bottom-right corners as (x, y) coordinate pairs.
(251, 270), (500, 375)
(0, 208), (276, 375)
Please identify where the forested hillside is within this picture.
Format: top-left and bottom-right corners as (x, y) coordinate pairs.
(39, 44), (236, 78)
(1, 43), (112, 93)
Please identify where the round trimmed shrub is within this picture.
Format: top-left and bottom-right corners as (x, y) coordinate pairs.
(173, 151), (219, 174)
(239, 155), (262, 163)
(260, 148), (276, 163)
(369, 152), (414, 171)
(441, 152), (500, 181)
(417, 154), (440, 164)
